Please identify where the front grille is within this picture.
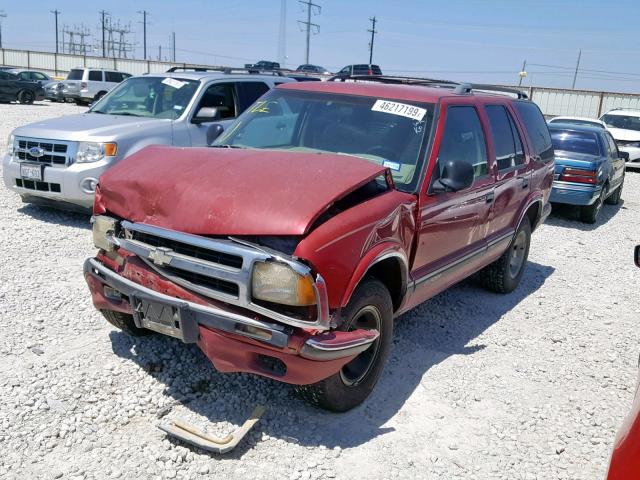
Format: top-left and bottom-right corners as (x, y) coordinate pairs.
(16, 178), (61, 192)
(15, 139), (70, 165)
(162, 265), (240, 297)
(130, 230), (243, 269)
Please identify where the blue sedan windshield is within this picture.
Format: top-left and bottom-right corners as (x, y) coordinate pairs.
(550, 130), (601, 156)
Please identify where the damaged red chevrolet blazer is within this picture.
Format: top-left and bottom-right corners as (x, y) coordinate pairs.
(85, 79), (554, 411)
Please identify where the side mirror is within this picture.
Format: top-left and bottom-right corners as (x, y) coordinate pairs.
(206, 124), (224, 145)
(432, 160), (475, 192)
(635, 245), (640, 268)
(192, 107), (219, 124)
(619, 151), (630, 161)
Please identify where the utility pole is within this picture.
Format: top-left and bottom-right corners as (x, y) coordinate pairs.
(518, 59), (527, 86)
(172, 32), (175, 62)
(297, 0), (320, 64)
(277, 0), (287, 66)
(51, 10), (60, 53)
(367, 16), (377, 65)
(137, 10), (148, 60)
(99, 10), (108, 57)
(572, 49), (582, 89)
(0, 11), (7, 49)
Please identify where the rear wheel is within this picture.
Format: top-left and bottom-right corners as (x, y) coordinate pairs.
(605, 178), (623, 205)
(295, 279), (393, 412)
(93, 91), (107, 102)
(479, 220), (531, 293)
(18, 90), (35, 105)
(101, 310), (152, 337)
(580, 187), (606, 223)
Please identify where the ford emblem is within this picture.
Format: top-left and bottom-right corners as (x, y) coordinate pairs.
(28, 146), (45, 158)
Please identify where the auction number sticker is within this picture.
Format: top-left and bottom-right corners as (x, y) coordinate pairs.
(162, 78), (185, 89)
(371, 100), (426, 121)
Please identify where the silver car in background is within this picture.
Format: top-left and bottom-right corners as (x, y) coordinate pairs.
(2, 70), (294, 211)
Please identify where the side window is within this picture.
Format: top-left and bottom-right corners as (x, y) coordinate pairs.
(32, 72), (48, 81)
(605, 132), (619, 158)
(513, 101), (553, 162)
(105, 71), (122, 83)
(197, 83), (236, 119)
(0, 71), (9, 80)
(236, 82), (270, 112)
(486, 105), (525, 170)
(18, 72), (29, 80)
(88, 70), (103, 82)
(437, 106), (488, 180)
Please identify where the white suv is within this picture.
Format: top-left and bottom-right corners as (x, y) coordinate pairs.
(600, 108), (640, 168)
(61, 68), (131, 105)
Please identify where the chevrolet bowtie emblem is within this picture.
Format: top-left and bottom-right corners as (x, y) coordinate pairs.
(148, 247), (173, 267)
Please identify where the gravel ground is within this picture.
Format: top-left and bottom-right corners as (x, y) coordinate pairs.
(0, 101), (639, 480)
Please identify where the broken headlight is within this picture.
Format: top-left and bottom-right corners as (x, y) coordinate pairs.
(251, 261), (316, 306)
(91, 215), (118, 252)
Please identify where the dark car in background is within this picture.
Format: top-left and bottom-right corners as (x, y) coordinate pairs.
(548, 123), (626, 223)
(0, 70), (45, 104)
(336, 64), (382, 77)
(244, 60), (280, 73)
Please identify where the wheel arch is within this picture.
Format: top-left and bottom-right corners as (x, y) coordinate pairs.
(518, 197), (543, 232)
(340, 248), (409, 314)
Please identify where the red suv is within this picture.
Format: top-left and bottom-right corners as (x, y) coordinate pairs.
(85, 78), (554, 411)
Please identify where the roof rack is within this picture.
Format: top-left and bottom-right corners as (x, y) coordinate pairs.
(454, 83), (528, 99)
(166, 66), (284, 76)
(327, 74), (528, 99)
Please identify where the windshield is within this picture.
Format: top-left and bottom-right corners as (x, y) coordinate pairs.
(67, 69), (83, 80)
(601, 114), (640, 132)
(214, 89), (434, 191)
(89, 76), (199, 119)
(550, 129), (601, 156)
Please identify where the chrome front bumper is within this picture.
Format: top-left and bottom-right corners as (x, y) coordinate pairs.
(84, 257), (378, 359)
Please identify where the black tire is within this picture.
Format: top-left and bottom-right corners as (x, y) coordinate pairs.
(93, 91), (107, 102)
(605, 178), (623, 205)
(101, 309), (152, 337)
(580, 187), (606, 223)
(479, 220), (531, 294)
(295, 278), (393, 412)
(18, 90), (35, 105)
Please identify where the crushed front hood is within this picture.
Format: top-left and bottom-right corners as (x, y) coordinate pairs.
(607, 128), (640, 142)
(98, 146), (389, 236)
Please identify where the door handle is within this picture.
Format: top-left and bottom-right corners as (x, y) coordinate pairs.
(485, 192), (495, 203)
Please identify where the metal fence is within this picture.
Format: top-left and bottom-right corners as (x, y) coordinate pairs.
(2, 47), (640, 119)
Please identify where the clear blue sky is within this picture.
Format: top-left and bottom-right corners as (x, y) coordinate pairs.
(3, 0), (640, 93)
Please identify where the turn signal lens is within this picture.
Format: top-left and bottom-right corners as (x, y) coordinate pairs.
(104, 143), (117, 157)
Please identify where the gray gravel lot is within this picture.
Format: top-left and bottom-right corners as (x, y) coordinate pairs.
(0, 101), (639, 480)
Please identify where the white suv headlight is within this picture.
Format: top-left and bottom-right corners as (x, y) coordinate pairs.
(252, 261), (317, 306)
(76, 142), (117, 163)
(6, 133), (14, 155)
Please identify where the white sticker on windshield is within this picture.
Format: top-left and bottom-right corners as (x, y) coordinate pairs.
(162, 77), (185, 89)
(383, 160), (401, 171)
(371, 100), (426, 121)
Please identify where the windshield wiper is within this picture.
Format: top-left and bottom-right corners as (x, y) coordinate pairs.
(114, 112), (142, 117)
(209, 144), (244, 149)
(90, 110), (105, 114)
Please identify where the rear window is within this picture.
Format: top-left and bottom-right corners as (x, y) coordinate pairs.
(550, 130), (601, 156)
(513, 101), (553, 162)
(67, 69), (83, 80)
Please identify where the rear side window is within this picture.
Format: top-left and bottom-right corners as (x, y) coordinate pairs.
(88, 71), (103, 81)
(437, 106), (488, 180)
(486, 105), (525, 170)
(604, 132), (619, 158)
(105, 71), (123, 83)
(67, 69), (83, 80)
(513, 101), (553, 162)
(236, 82), (270, 112)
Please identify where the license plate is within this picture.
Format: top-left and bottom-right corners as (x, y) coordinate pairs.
(20, 163), (43, 181)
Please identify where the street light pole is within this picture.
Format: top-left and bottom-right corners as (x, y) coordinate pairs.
(51, 10), (60, 54)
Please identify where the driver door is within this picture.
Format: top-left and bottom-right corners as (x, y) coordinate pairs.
(407, 101), (496, 307)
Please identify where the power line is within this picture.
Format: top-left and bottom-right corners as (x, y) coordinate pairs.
(298, 0), (320, 64)
(368, 16), (377, 65)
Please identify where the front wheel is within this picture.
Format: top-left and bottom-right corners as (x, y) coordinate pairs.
(479, 220), (531, 293)
(295, 278), (393, 412)
(101, 310), (152, 337)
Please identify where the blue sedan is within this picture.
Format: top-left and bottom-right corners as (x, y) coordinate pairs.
(549, 123), (626, 223)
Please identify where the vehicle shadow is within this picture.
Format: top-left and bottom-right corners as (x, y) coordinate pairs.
(546, 199), (623, 231)
(109, 260), (554, 455)
(17, 204), (91, 229)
